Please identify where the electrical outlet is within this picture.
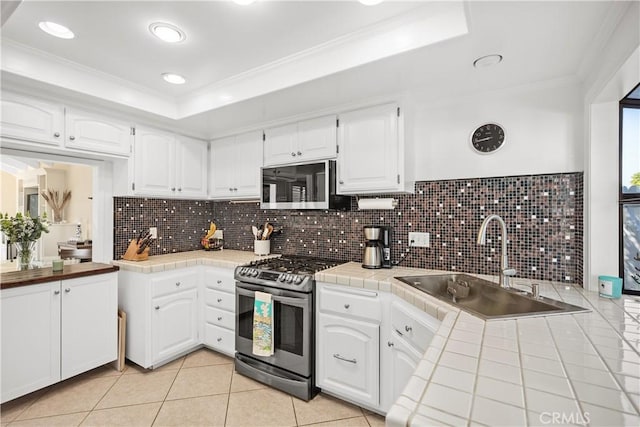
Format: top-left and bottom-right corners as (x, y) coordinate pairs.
(149, 227), (158, 238)
(408, 232), (430, 248)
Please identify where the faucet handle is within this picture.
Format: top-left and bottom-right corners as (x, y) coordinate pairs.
(521, 283), (540, 298)
(502, 268), (517, 276)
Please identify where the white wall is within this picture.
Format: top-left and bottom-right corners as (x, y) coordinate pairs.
(0, 171), (18, 215)
(407, 77), (584, 181)
(584, 1), (639, 291)
(64, 164), (93, 240)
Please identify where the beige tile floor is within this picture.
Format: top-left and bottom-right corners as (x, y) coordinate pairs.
(1, 349), (385, 427)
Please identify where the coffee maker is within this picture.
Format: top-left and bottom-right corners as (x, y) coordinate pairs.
(362, 226), (392, 269)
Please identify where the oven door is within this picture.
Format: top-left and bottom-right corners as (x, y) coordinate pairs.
(235, 282), (312, 377)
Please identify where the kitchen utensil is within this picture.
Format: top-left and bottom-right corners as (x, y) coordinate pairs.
(262, 221), (270, 240)
(252, 225), (259, 239)
(264, 223), (274, 240)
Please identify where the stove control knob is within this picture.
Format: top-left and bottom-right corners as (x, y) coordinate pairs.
(294, 276), (303, 285)
(278, 274), (285, 282)
(238, 268), (245, 275)
(287, 275), (295, 283)
(251, 269), (259, 277)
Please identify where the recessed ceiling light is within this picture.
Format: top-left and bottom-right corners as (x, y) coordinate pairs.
(162, 73), (186, 85)
(38, 21), (74, 39)
(359, 0), (384, 5)
(149, 22), (186, 43)
(473, 54), (503, 68)
(233, 0), (256, 5)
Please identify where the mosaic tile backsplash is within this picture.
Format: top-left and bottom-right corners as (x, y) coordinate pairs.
(113, 172), (583, 283)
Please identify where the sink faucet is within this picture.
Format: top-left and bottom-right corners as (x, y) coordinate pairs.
(477, 214), (516, 288)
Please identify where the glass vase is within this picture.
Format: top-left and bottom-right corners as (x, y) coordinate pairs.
(15, 241), (36, 270)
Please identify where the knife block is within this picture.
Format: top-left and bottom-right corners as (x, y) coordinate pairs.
(122, 239), (150, 261)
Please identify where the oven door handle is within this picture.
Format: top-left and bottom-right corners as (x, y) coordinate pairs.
(236, 284), (309, 307)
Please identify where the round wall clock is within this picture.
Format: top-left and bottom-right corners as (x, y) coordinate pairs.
(470, 123), (506, 154)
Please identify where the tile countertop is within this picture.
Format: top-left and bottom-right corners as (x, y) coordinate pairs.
(317, 262), (640, 427)
(112, 249), (278, 273)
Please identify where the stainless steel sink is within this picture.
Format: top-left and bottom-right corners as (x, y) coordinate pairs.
(394, 273), (589, 320)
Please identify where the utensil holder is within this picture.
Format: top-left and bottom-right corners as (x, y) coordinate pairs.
(254, 239), (270, 256)
(122, 239), (150, 261)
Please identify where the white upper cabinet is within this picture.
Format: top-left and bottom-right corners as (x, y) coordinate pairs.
(133, 127), (208, 198)
(264, 115), (337, 166)
(176, 135), (209, 197)
(209, 131), (263, 199)
(1, 91), (64, 146)
(65, 108), (132, 156)
(337, 103), (412, 194)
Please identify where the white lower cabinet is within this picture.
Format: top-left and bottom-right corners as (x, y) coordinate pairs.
(316, 283), (381, 408)
(316, 282), (440, 414)
(1, 273), (118, 403)
(201, 267), (236, 356)
(317, 313), (380, 407)
(152, 288), (199, 363)
(118, 269), (200, 368)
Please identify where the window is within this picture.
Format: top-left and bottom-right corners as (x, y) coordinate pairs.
(620, 83), (640, 295)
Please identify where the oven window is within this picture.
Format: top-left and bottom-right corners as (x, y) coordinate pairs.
(237, 291), (304, 356)
(275, 302), (304, 356)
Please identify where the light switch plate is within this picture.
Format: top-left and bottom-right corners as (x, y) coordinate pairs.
(149, 227), (158, 238)
(408, 232), (430, 247)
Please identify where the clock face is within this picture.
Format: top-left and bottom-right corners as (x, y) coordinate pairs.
(471, 123), (505, 154)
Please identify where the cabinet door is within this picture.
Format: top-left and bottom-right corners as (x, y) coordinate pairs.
(317, 313), (379, 407)
(337, 104), (399, 193)
(297, 115), (337, 162)
(152, 288), (199, 364)
(263, 123), (298, 166)
(61, 274), (118, 379)
(1, 282), (61, 403)
(388, 335), (421, 405)
(1, 92), (64, 146)
(133, 127), (176, 196)
(233, 131), (263, 197)
(176, 136), (208, 197)
(65, 109), (132, 156)
(209, 136), (237, 198)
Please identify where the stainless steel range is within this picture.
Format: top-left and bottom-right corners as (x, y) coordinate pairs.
(234, 255), (344, 401)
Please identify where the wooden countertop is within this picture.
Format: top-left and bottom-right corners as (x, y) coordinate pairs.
(0, 262), (119, 290)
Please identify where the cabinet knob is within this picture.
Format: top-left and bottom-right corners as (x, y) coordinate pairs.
(344, 304), (350, 309)
(229, 188), (233, 192)
(216, 280), (222, 284)
(217, 298), (222, 303)
(233, 188), (238, 191)
(297, 151), (302, 156)
(339, 180), (344, 185)
(217, 316), (222, 321)
(64, 288), (71, 293)
(178, 188), (182, 192)
(291, 152), (296, 157)
(54, 290), (60, 295)
(405, 325), (413, 332)
(387, 341), (394, 347)
(176, 282), (181, 287)
(53, 132), (60, 138)
(69, 135), (75, 141)
(155, 305), (160, 310)
(217, 337), (222, 342)
(171, 187), (176, 191)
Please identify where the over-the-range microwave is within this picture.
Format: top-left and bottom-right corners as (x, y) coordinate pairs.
(261, 160), (351, 210)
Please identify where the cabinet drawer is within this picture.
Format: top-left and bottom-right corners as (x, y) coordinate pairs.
(205, 306), (235, 330)
(204, 324), (235, 356)
(151, 271), (198, 298)
(319, 285), (380, 322)
(205, 288), (235, 311)
(203, 269), (235, 294)
(391, 301), (439, 354)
